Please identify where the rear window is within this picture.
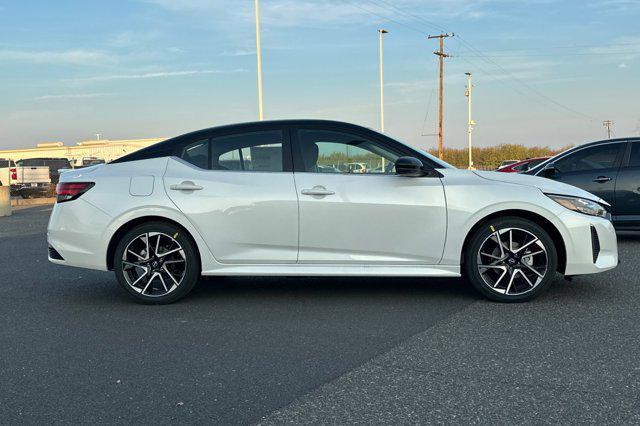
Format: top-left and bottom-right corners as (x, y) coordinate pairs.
(180, 139), (210, 169)
(17, 158), (71, 169)
(17, 159), (43, 167)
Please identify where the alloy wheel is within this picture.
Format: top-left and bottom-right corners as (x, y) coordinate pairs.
(476, 227), (548, 296)
(121, 232), (186, 297)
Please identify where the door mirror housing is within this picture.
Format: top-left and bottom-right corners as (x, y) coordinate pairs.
(395, 156), (426, 177)
(542, 162), (557, 177)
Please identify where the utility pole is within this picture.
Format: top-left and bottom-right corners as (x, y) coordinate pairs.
(254, 0), (264, 121)
(428, 33), (453, 159)
(378, 29), (388, 133)
(378, 29), (388, 173)
(465, 73), (475, 170)
(603, 120), (613, 139)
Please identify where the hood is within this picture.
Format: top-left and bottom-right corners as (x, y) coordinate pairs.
(472, 170), (609, 206)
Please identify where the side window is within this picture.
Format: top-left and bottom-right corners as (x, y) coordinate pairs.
(629, 143), (640, 167)
(296, 129), (400, 174)
(211, 130), (283, 172)
(180, 139), (209, 169)
(554, 143), (624, 173)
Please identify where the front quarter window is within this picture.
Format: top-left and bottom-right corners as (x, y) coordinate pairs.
(296, 129), (400, 174)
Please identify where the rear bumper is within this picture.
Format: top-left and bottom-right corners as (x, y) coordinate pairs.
(555, 210), (618, 276)
(47, 199), (112, 271)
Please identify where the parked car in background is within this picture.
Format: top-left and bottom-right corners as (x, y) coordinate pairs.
(527, 137), (640, 230)
(497, 160), (519, 170)
(0, 158), (16, 186)
(76, 157), (105, 168)
(48, 120), (617, 304)
(12, 165), (51, 198)
(2, 158), (51, 197)
(17, 158), (73, 184)
(498, 157), (550, 173)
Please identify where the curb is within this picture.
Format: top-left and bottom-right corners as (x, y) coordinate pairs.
(11, 197), (56, 207)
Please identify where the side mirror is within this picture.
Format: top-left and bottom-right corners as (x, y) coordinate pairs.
(542, 162), (557, 177)
(395, 156), (425, 177)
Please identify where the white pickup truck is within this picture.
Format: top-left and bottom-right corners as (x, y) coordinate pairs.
(0, 158), (51, 198)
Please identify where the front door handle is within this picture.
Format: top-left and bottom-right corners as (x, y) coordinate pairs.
(301, 186), (335, 196)
(170, 181), (203, 191)
(593, 176), (612, 183)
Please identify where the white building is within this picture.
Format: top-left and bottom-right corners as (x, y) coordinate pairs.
(0, 138), (166, 165)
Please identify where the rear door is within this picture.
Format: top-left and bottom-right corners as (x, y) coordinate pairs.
(164, 126), (299, 264)
(545, 141), (626, 206)
(291, 125), (447, 265)
(614, 140), (640, 227)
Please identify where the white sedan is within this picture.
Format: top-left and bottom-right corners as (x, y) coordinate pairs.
(47, 120), (618, 304)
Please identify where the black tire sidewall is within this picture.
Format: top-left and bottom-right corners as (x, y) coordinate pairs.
(113, 221), (200, 304)
(464, 217), (558, 302)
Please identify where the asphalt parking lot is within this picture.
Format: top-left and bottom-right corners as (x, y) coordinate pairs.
(1, 205), (639, 424)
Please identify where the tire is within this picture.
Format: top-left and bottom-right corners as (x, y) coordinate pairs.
(113, 221), (201, 304)
(463, 217), (558, 303)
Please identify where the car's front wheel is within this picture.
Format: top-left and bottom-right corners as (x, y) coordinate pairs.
(113, 221), (200, 304)
(464, 217), (558, 302)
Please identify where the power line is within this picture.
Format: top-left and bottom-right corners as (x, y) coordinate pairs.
(457, 50), (640, 58)
(353, 0), (599, 123)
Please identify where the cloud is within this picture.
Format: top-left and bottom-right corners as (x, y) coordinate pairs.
(144, 0), (521, 29)
(0, 49), (114, 65)
(110, 30), (160, 47)
(618, 63), (628, 68)
(220, 49), (256, 57)
(73, 69), (246, 82)
(589, 36), (640, 63)
(33, 93), (116, 101)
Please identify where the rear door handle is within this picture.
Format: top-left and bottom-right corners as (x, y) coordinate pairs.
(301, 186), (335, 196)
(593, 176), (612, 183)
(170, 181), (203, 191)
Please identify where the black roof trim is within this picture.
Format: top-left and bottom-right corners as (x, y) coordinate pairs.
(110, 120), (378, 164)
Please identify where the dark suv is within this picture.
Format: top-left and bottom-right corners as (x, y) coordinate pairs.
(526, 138), (640, 230)
(16, 157), (73, 184)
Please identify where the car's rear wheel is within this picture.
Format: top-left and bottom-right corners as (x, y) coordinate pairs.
(464, 217), (558, 302)
(113, 222), (200, 304)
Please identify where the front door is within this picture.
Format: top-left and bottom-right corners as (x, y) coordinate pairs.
(291, 127), (447, 265)
(164, 129), (299, 264)
(615, 141), (640, 227)
(545, 141), (626, 207)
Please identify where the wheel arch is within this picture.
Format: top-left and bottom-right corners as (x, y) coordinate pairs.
(106, 216), (201, 271)
(461, 209), (567, 274)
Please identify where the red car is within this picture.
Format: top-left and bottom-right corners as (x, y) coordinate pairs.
(497, 157), (549, 173)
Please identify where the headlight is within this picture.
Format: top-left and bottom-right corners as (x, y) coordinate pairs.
(547, 194), (610, 219)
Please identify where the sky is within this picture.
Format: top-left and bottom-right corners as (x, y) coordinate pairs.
(0, 0), (639, 151)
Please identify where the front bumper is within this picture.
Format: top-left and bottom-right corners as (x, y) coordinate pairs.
(555, 210), (618, 276)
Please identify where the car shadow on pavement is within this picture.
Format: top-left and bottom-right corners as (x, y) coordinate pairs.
(189, 275), (479, 303)
(617, 231), (640, 242)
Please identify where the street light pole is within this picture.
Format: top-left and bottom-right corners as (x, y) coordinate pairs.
(378, 29), (388, 172)
(254, 0), (264, 121)
(465, 72), (475, 170)
(378, 29), (388, 133)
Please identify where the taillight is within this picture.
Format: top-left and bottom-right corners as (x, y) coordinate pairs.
(56, 182), (95, 203)
(10, 168), (17, 180)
